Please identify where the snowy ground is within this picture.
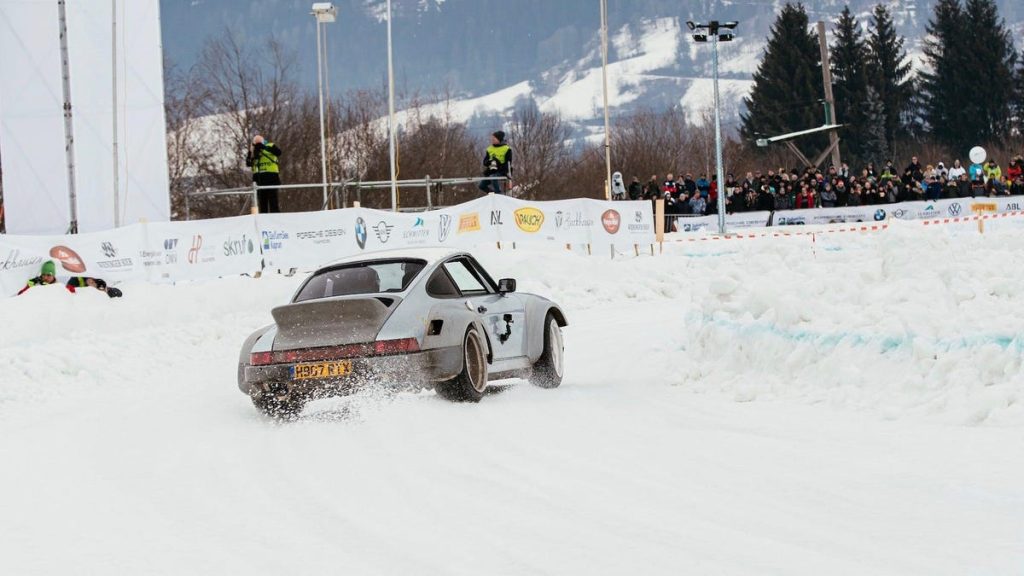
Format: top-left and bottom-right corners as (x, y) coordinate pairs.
(1, 220), (1022, 575)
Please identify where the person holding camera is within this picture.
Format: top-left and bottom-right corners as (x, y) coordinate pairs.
(246, 134), (282, 213)
(478, 131), (512, 195)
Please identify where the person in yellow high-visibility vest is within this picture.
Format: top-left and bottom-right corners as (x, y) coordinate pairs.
(478, 131), (512, 195)
(246, 134), (282, 213)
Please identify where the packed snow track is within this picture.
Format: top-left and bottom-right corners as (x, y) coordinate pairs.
(1, 221), (1022, 575)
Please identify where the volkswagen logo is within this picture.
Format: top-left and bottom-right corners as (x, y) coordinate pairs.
(948, 203), (962, 216)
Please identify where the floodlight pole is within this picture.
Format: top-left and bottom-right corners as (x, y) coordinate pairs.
(111, 0), (120, 227)
(58, 0), (79, 234)
(386, 0), (398, 211)
(315, 17), (328, 206)
(711, 24), (726, 235)
(688, 19), (736, 235)
(599, 0), (612, 200)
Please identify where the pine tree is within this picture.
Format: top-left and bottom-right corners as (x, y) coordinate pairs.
(1014, 51), (1024, 139)
(920, 0), (967, 147)
(741, 3), (824, 148)
(961, 0), (1017, 146)
(859, 84), (889, 165)
(866, 4), (912, 152)
(830, 6), (870, 165)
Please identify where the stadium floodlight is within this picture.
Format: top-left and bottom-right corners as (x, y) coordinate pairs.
(311, 2), (337, 23)
(311, 3), (337, 206)
(687, 20), (739, 235)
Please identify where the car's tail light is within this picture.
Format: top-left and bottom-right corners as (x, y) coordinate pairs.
(373, 338), (421, 355)
(250, 352), (274, 366)
(251, 339), (420, 366)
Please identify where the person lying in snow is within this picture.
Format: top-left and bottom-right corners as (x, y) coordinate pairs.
(66, 277), (123, 298)
(18, 260), (122, 297)
(17, 260), (58, 295)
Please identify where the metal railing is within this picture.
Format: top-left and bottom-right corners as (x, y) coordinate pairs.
(184, 176), (509, 220)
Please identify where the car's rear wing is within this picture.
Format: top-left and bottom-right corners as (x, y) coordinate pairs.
(270, 296), (400, 351)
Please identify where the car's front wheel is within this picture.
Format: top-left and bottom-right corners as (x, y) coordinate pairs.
(529, 312), (564, 389)
(435, 327), (488, 402)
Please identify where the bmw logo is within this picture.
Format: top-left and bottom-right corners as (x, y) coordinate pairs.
(355, 217), (368, 249)
(874, 209), (886, 221)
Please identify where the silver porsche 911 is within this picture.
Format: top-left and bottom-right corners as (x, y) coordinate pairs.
(238, 249), (567, 417)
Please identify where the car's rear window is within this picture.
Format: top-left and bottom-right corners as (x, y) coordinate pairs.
(295, 260), (426, 302)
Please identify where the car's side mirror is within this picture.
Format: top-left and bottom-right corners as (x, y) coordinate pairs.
(498, 278), (517, 294)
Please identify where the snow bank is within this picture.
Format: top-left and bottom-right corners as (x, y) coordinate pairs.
(2, 220), (1022, 424)
(2, 221), (1023, 575)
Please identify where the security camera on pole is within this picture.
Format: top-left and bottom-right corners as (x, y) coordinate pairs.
(686, 19), (738, 235)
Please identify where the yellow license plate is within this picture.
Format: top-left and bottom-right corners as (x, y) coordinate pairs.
(291, 360), (353, 380)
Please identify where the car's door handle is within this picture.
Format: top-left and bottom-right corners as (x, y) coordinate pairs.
(477, 306), (488, 314)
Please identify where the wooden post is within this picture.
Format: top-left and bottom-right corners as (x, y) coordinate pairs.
(586, 244), (592, 256)
(817, 21), (842, 169)
(655, 199), (665, 254)
(634, 244), (639, 257)
(251, 182), (259, 215)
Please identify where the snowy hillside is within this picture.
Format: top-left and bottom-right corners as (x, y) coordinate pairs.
(161, 0), (1024, 133)
(2, 218), (1023, 573)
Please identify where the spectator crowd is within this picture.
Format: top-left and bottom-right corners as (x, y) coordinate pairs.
(621, 155), (1024, 215)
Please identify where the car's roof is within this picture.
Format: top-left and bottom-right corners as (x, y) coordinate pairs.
(320, 248), (468, 270)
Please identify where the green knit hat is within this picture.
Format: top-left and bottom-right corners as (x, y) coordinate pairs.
(41, 260), (56, 276)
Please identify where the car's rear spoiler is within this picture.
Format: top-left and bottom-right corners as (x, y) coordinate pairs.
(270, 296), (400, 351)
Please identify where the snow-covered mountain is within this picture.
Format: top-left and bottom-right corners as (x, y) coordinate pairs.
(161, 0), (1024, 134)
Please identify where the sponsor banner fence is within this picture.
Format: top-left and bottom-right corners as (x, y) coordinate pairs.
(675, 195), (1024, 232)
(773, 205), (888, 227)
(141, 216), (262, 282)
(0, 224), (146, 296)
(676, 212), (772, 233)
(1, 196), (654, 296)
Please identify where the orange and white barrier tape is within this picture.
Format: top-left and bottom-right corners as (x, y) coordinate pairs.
(667, 210), (1024, 243)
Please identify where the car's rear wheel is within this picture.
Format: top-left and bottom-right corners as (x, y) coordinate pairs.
(529, 312), (564, 389)
(435, 328), (488, 402)
(251, 383), (305, 419)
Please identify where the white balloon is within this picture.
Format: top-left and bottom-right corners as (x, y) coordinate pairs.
(969, 146), (987, 165)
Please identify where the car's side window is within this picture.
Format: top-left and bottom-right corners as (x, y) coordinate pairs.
(426, 268), (460, 298)
(443, 260), (489, 295)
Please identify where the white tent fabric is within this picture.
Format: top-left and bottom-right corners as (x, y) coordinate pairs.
(0, 0), (170, 235)
(0, 0), (72, 235)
